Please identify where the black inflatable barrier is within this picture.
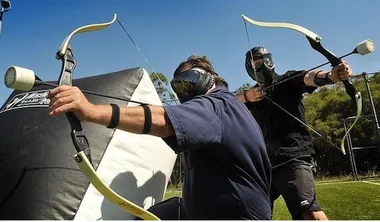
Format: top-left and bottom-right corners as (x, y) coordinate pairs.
(0, 68), (145, 219)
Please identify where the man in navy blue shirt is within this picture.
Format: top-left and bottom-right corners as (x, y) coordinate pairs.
(47, 56), (272, 220)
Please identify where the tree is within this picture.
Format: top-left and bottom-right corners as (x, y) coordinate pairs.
(234, 83), (253, 94)
(149, 72), (178, 106)
(303, 73), (380, 176)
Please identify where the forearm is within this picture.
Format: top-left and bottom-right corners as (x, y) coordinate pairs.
(88, 104), (174, 138)
(304, 70), (337, 87)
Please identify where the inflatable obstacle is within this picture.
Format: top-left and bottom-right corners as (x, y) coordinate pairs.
(0, 67), (177, 220)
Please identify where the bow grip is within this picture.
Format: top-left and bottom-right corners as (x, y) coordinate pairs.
(342, 79), (356, 102)
(57, 45), (76, 86)
(307, 37), (356, 101)
(56, 45), (92, 160)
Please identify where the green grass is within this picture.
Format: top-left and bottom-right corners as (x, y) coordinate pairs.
(164, 179), (380, 220)
(164, 186), (182, 200)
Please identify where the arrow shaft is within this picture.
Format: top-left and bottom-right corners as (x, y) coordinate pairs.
(36, 80), (147, 105)
(263, 51), (354, 91)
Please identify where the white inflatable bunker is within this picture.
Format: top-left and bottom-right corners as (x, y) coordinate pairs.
(74, 68), (177, 220)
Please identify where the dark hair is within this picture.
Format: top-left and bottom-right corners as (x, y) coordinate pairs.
(174, 55), (228, 88)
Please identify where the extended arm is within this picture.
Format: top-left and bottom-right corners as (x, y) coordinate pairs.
(48, 85), (174, 138)
(304, 61), (352, 87)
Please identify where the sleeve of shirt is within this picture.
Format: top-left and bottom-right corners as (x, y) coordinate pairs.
(163, 97), (222, 154)
(284, 70), (317, 95)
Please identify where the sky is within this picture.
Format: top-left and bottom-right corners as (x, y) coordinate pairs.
(0, 0), (379, 105)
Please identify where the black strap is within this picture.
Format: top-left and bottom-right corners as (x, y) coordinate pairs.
(107, 103), (120, 129)
(141, 104), (152, 134)
(313, 71), (333, 86)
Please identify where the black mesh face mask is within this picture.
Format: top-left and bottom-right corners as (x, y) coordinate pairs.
(245, 47), (276, 85)
(171, 68), (214, 103)
(253, 53), (274, 70)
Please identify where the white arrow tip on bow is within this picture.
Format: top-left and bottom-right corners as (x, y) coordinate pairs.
(355, 39), (375, 55)
(4, 66), (36, 91)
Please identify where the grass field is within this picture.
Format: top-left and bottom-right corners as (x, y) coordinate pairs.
(164, 179), (380, 220)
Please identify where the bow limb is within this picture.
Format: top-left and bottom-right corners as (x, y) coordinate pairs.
(242, 15), (321, 42)
(56, 14), (160, 220)
(340, 92), (362, 155)
(56, 13), (117, 59)
(73, 152), (160, 220)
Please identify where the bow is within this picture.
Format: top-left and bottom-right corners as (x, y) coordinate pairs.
(241, 15), (373, 155)
(55, 13), (159, 220)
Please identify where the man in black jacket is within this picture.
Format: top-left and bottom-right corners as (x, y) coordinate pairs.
(237, 46), (353, 220)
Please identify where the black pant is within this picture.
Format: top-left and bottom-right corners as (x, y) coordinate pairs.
(271, 156), (321, 219)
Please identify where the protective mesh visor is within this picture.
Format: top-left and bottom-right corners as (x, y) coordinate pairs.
(253, 53), (274, 69)
(170, 69), (201, 102)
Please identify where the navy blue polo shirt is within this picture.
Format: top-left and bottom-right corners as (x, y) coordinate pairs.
(164, 86), (271, 220)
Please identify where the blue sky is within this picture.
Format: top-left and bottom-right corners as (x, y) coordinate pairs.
(1, 0), (379, 104)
